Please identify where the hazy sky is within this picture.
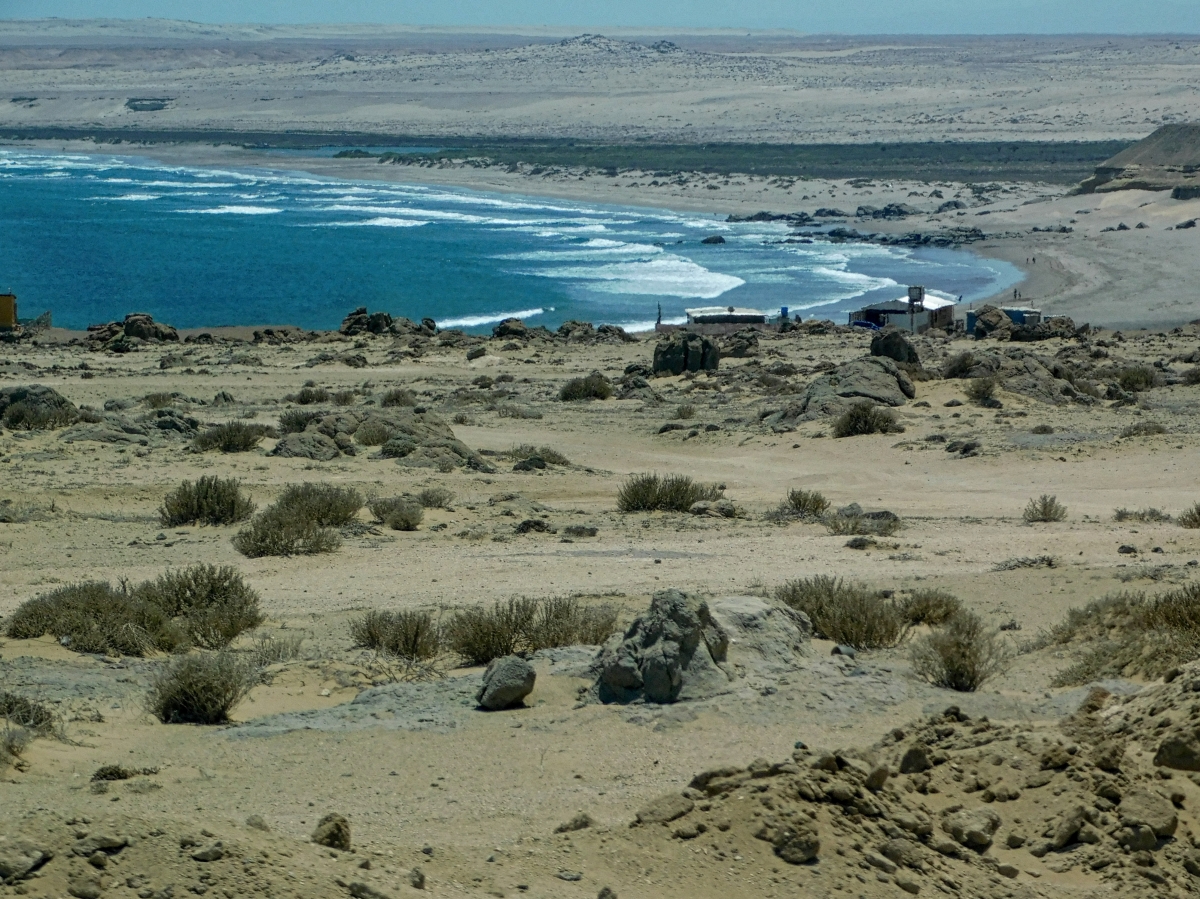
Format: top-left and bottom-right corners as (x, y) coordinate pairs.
(5, 1), (1200, 34)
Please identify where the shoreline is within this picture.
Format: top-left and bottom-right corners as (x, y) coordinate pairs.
(7, 138), (1200, 330)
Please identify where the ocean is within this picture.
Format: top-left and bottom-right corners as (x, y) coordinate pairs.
(0, 149), (1021, 333)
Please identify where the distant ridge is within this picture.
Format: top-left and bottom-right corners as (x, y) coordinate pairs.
(1079, 124), (1200, 194)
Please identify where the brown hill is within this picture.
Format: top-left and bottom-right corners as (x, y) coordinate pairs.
(1080, 124), (1200, 195)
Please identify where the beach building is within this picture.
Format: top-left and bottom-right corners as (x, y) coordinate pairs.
(0, 294), (16, 330)
(848, 293), (955, 333)
(685, 306), (768, 325)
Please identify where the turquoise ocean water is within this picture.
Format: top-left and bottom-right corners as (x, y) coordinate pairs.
(0, 149), (1020, 332)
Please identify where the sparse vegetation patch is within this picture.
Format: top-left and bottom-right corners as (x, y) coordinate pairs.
(775, 576), (908, 649)
(146, 652), (258, 725)
(160, 476), (255, 526)
(911, 611), (1007, 692)
(832, 402), (903, 438)
(1023, 494), (1067, 523)
(617, 472), (723, 512)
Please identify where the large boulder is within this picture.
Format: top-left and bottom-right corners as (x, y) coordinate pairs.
(0, 384), (77, 427)
(758, 357), (915, 429)
(1120, 788), (1178, 838)
(592, 589), (731, 704)
(1011, 316), (1077, 342)
(122, 313), (179, 342)
(941, 807), (1000, 850)
(374, 410), (495, 471)
(653, 332), (720, 376)
(706, 596), (811, 677)
(311, 814), (351, 850)
(270, 432), (341, 461)
(476, 655), (536, 710)
(972, 305), (1013, 340)
(870, 328), (920, 365)
(1156, 726), (1200, 770)
(722, 329), (759, 359)
(0, 839), (52, 881)
(493, 318), (529, 340)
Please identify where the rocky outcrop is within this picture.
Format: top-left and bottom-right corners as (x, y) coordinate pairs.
(758, 357), (915, 429)
(310, 814), (351, 850)
(122, 313), (179, 343)
(476, 656), (536, 710)
(493, 317), (529, 339)
(870, 328), (920, 365)
(340, 307), (394, 336)
(0, 384), (77, 428)
(87, 313), (179, 348)
(592, 590), (731, 704)
(1010, 315), (1078, 342)
(857, 203), (921, 219)
(270, 432), (341, 461)
(721, 329), (759, 359)
(652, 332), (719, 376)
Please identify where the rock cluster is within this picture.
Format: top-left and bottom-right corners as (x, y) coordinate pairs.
(339, 307), (436, 338)
(87, 313), (179, 349)
(652, 332), (720, 376)
(0, 384), (77, 426)
(758, 356), (915, 428)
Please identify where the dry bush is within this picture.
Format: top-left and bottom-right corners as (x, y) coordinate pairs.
(192, 421), (272, 453)
(824, 515), (901, 537)
(0, 692), (58, 738)
(993, 555), (1058, 571)
(232, 507), (341, 558)
(899, 589), (962, 626)
(1, 725), (31, 768)
(496, 404), (543, 420)
(159, 476), (255, 526)
(617, 472), (722, 512)
(144, 392), (174, 409)
(1030, 424), (1055, 435)
(288, 386), (330, 405)
(354, 420), (393, 446)
(506, 444), (570, 466)
(964, 377), (998, 405)
(1023, 494), (1067, 523)
(274, 483), (362, 526)
(146, 652), (258, 725)
(526, 596), (620, 650)
(1120, 421), (1166, 438)
(910, 611), (1007, 692)
(5, 582), (185, 656)
(380, 388), (417, 407)
(775, 576), (908, 649)
(350, 610), (442, 660)
(832, 402), (903, 438)
(1180, 503), (1200, 529)
(444, 596), (619, 665)
(278, 409), (320, 434)
(942, 351), (976, 379)
(2, 401), (75, 430)
(417, 486), (455, 509)
(249, 631), (305, 666)
(785, 489), (830, 519)
(385, 501), (424, 531)
(1040, 584), (1200, 684)
(1113, 507), (1171, 523)
(1184, 367), (1200, 386)
(675, 404), (697, 420)
(333, 390), (357, 407)
(559, 372), (613, 402)
(1117, 365), (1158, 393)
(134, 565), (263, 650)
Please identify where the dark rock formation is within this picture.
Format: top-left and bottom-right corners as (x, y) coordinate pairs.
(476, 656), (536, 710)
(652, 332), (719, 376)
(870, 328), (920, 365)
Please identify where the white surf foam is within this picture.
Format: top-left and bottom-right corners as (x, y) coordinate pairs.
(439, 307), (546, 329)
(535, 256), (745, 299)
(182, 205), (282, 215)
(323, 217), (429, 228)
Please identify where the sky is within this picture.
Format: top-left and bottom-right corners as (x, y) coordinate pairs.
(4, 1), (1200, 34)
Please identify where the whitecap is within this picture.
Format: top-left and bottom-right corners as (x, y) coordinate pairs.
(100, 193), (160, 201)
(439, 307), (546, 329)
(534, 256), (745, 299)
(182, 205), (282, 215)
(322, 217), (429, 228)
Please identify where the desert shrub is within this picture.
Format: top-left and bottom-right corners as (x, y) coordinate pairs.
(675, 404), (697, 420)
(192, 421), (271, 453)
(354, 420), (393, 446)
(559, 372), (613, 402)
(232, 507), (342, 558)
(1030, 424), (1055, 435)
(1023, 494), (1067, 523)
(417, 486), (455, 509)
(249, 631), (305, 666)
(385, 501), (424, 531)
(160, 476), (255, 526)
(1180, 503), (1200, 529)
(134, 565), (263, 650)
(279, 409), (320, 434)
(1113, 507), (1171, 523)
(289, 386), (330, 405)
(350, 610), (441, 660)
(452, 413), (471, 425)
(445, 598), (539, 665)
(825, 514), (901, 537)
(506, 444), (570, 466)
(1, 726), (31, 768)
(1041, 584), (1200, 684)
(380, 388), (417, 407)
(525, 596), (620, 650)
(775, 576), (908, 649)
(1120, 421), (1166, 438)
(2, 401), (74, 431)
(785, 489), (830, 519)
(1117, 365), (1158, 393)
(333, 390), (357, 407)
(942, 351), (976, 379)
(146, 652), (258, 725)
(0, 692), (58, 735)
(832, 402), (903, 438)
(144, 392), (174, 409)
(964, 376), (997, 405)
(899, 589), (962, 626)
(496, 404), (543, 419)
(1183, 367), (1200, 386)
(274, 483), (362, 526)
(616, 472), (722, 513)
(910, 611), (1007, 692)
(5, 582), (184, 656)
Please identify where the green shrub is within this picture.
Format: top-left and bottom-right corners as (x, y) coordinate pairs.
(160, 476), (255, 526)
(1023, 494), (1067, 523)
(525, 596), (619, 650)
(1030, 424), (1054, 435)
(146, 652), (258, 725)
(232, 507), (341, 558)
(775, 576), (908, 649)
(616, 472), (722, 512)
(898, 589), (963, 626)
(785, 489), (830, 519)
(1120, 421), (1166, 438)
(5, 582), (184, 656)
(350, 610), (441, 660)
(249, 632), (305, 666)
(385, 501), (424, 531)
(274, 483), (362, 526)
(1117, 365), (1158, 393)
(417, 486), (455, 509)
(1180, 503), (1200, 529)
(964, 376), (998, 405)
(192, 421), (271, 453)
(279, 409), (320, 434)
(910, 611), (1007, 692)
(354, 420), (393, 446)
(444, 596), (620, 665)
(832, 402), (903, 438)
(559, 372), (613, 402)
(288, 387), (330, 405)
(496, 404), (543, 419)
(380, 388), (417, 408)
(2, 401), (75, 431)
(942, 351), (976, 379)
(134, 565), (263, 650)
(144, 392), (174, 409)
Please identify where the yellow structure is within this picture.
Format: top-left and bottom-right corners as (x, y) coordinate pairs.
(0, 294), (16, 330)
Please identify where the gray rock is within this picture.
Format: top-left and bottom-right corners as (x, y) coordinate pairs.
(941, 807), (1001, 849)
(635, 793), (695, 825)
(192, 842), (225, 862)
(476, 656), (536, 710)
(706, 596), (811, 675)
(312, 813), (351, 850)
(0, 384), (77, 426)
(1051, 805), (1086, 849)
(880, 838), (925, 870)
(870, 328), (920, 365)
(1155, 727), (1200, 770)
(0, 839), (53, 880)
(341, 306), (393, 336)
(759, 357), (915, 427)
(899, 745), (932, 774)
(122, 313), (179, 342)
(652, 332), (720, 376)
(493, 317), (529, 339)
(688, 499), (737, 518)
(245, 815), (270, 832)
(71, 834), (127, 856)
(1120, 788), (1177, 837)
(271, 431), (341, 461)
(592, 590), (731, 704)
(972, 305), (1013, 340)
(1117, 825), (1157, 852)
